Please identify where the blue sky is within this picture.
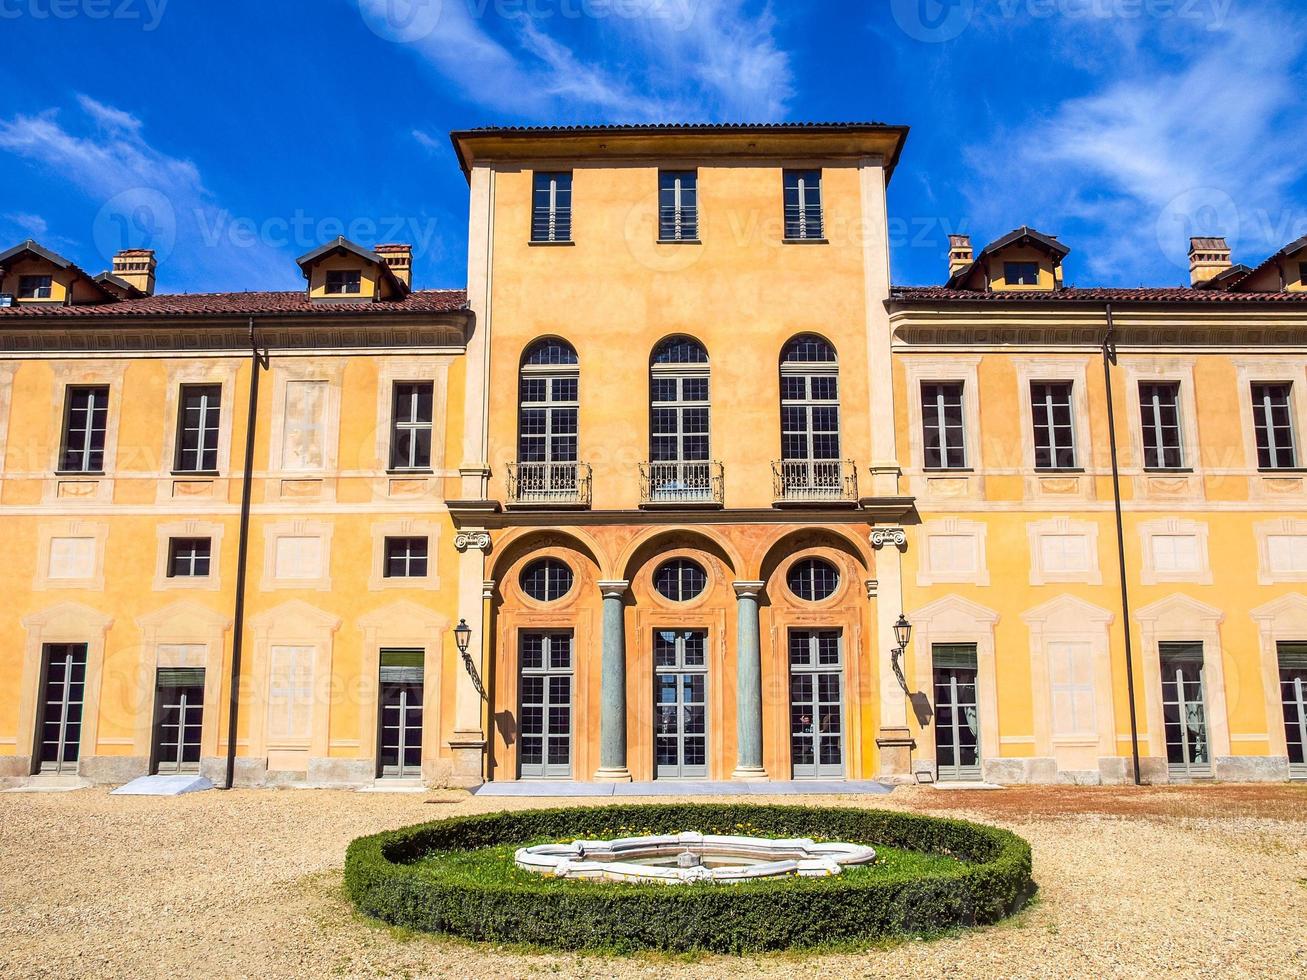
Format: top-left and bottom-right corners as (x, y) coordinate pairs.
(0, 0), (1303, 293)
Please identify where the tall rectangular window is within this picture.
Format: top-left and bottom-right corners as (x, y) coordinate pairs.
(1030, 381), (1076, 469)
(531, 171), (573, 243)
(175, 384), (221, 473)
(59, 385), (109, 473)
(921, 381), (966, 469)
(783, 169), (823, 240)
(658, 170), (698, 241)
(1139, 381), (1183, 470)
(383, 537), (428, 579)
(167, 537), (212, 578)
(1252, 382), (1297, 469)
(19, 274), (52, 299)
(390, 381), (434, 470)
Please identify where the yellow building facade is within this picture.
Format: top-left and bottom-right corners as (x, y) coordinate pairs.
(1, 124), (1305, 789)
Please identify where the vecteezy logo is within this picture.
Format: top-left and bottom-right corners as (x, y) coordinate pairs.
(358, 0), (443, 44)
(92, 188), (178, 264)
(1155, 186), (1240, 270)
(890, 0), (974, 43)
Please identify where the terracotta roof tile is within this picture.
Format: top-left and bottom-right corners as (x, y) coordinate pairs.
(890, 285), (1307, 304)
(0, 289), (468, 319)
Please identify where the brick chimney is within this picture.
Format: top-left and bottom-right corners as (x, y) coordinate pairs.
(112, 249), (157, 296)
(948, 234), (974, 277)
(1188, 237), (1231, 286)
(375, 244), (412, 289)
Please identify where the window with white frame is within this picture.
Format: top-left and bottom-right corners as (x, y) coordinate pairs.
(518, 339), (579, 465)
(59, 385), (109, 473)
(531, 172), (573, 242)
(175, 384), (221, 473)
(1139, 381), (1184, 470)
(1252, 382), (1297, 469)
(921, 381), (966, 469)
(389, 381), (434, 471)
(280, 380), (328, 471)
(658, 170), (698, 242)
(167, 537), (212, 578)
(325, 270), (361, 295)
(19, 274), (52, 299)
(1048, 640), (1096, 737)
(780, 336), (840, 463)
(1030, 381), (1077, 469)
(383, 536), (428, 579)
(650, 336), (710, 467)
(783, 169), (823, 240)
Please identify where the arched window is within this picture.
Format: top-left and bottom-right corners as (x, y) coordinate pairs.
(778, 335), (843, 497)
(517, 338), (580, 501)
(521, 558), (574, 602)
(647, 336), (712, 503)
(787, 557), (840, 601)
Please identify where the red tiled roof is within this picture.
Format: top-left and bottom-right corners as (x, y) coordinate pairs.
(890, 286), (1307, 304)
(0, 289), (469, 319)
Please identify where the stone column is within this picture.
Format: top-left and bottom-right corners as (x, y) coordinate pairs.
(594, 580), (633, 781)
(732, 581), (769, 781)
(871, 527), (916, 782)
(448, 530), (491, 787)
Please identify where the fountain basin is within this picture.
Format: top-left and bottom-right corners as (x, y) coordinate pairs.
(515, 831), (876, 884)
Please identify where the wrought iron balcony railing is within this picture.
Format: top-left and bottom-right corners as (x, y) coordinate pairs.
(772, 459), (858, 504)
(639, 460), (724, 506)
(507, 461), (592, 508)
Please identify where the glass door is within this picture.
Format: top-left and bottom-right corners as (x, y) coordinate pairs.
(1160, 642), (1211, 778)
(654, 630), (708, 778)
(1278, 642), (1307, 780)
(519, 632), (573, 778)
(378, 650), (424, 779)
(934, 644), (981, 781)
(789, 630), (845, 778)
(36, 643), (88, 775)
(153, 668), (204, 775)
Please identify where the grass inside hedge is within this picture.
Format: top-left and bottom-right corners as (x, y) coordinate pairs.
(414, 838), (962, 892)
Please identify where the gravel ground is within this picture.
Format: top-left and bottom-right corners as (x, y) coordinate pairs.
(1, 784), (1305, 979)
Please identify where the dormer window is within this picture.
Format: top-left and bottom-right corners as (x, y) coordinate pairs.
(1005, 262), (1039, 286)
(325, 270), (361, 295)
(19, 274), (52, 299)
(1299, 262), (1307, 286)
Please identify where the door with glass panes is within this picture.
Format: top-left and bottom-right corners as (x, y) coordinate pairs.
(654, 630), (708, 778)
(933, 644), (981, 781)
(789, 630), (845, 778)
(378, 650), (424, 779)
(152, 668), (204, 774)
(518, 632), (573, 778)
(1277, 642), (1307, 780)
(36, 643), (88, 774)
(1160, 642), (1211, 778)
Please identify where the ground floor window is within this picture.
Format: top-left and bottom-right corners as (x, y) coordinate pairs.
(654, 630), (708, 778)
(789, 630), (844, 779)
(1278, 642), (1307, 780)
(934, 643), (980, 781)
(37, 643), (87, 775)
(1161, 642), (1210, 778)
(519, 632), (573, 778)
(378, 650), (424, 779)
(153, 667), (204, 775)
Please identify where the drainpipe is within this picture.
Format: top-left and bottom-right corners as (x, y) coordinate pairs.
(223, 318), (265, 790)
(1102, 305), (1144, 786)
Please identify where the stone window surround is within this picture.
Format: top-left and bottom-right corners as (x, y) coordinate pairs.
(369, 518), (441, 591)
(1135, 593), (1232, 765)
(266, 357), (345, 479)
(1233, 358), (1307, 498)
(260, 519), (334, 592)
(153, 520), (226, 592)
(0, 361), (16, 477)
(1254, 517), (1307, 585)
(1250, 593), (1307, 761)
(1119, 357), (1201, 471)
(1012, 357), (1094, 504)
(902, 355), (984, 500)
(34, 519), (110, 591)
(157, 359), (240, 477)
(907, 594), (1001, 779)
(1137, 517), (1213, 585)
(245, 600), (341, 762)
(42, 360), (129, 505)
(1026, 516), (1102, 586)
(131, 600), (232, 766)
(915, 517), (989, 587)
(1021, 594), (1116, 758)
(374, 356), (453, 475)
(17, 601), (114, 772)
(356, 600), (448, 773)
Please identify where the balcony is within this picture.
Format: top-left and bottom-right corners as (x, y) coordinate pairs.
(639, 461), (725, 508)
(507, 461), (592, 509)
(772, 459), (859, 506)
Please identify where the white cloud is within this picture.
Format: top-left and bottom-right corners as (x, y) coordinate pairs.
(2, 212), (48, 238)
(962, 14), (1307, 283)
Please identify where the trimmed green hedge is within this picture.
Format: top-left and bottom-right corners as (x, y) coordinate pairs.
(344, 803), (1033, 953)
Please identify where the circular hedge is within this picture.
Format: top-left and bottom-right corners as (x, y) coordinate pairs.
(344, 803), (1033, 953)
